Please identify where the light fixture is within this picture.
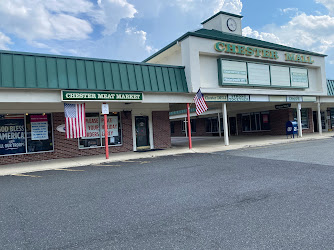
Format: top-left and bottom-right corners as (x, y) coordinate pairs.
(26, 113), (28, 116)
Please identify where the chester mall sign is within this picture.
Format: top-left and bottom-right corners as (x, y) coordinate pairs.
(62, 91), (143, 102)
(214, 42), (314, 64)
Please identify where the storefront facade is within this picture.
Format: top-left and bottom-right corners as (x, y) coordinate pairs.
(144, 11), (328, 142)
(0, 51), (188, 165)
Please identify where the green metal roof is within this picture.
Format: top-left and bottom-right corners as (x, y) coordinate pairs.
(327, 79), (334, 96)
(143, 29), (326, 62)
(0, 50), (188, 93)
(201, 11), (243, 24)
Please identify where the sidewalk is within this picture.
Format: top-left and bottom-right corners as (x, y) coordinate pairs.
(1, 132), (333, 176)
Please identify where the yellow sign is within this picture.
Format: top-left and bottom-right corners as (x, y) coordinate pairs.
(285, 53), (314, 64)
(214, 42), (279, 60)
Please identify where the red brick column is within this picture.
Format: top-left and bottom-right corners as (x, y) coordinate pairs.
(152, 111), (171, 149)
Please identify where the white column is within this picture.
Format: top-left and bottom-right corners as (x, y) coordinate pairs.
(132, 114), (137, 151)
(148, 112), (154, 149)
(317, 102), (322, 135)
(222, 103), (229, 146)
(218, 112), (222, 138)
(184, 118), (187, 137)
(297, 103), (303, 138)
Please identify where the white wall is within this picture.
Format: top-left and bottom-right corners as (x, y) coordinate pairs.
(183, 36), (327, 96)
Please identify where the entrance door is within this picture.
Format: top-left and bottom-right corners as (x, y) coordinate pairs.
(313, 111), (318, 132)
(135, 116), (150, 148)
(229, 117), (237, 135)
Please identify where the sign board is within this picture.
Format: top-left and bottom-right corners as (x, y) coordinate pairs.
(57, 124), (66, 133)
(290, 68), (308, 88)
(204, 95), (228, 102)
(221, 60), (248, 85)
(62, 91), (143, 101)
(82, 116), (118, 139)
(275, 103), (291, 109)
(247, 63), (270, 86)
(0, 115), (26, 155)
(31, 115), (48, 140)
(228, 95), (250, 102)
(101, 103), (109, 114)
(287, 96), (303, 102)
(270, 66), (290, 87)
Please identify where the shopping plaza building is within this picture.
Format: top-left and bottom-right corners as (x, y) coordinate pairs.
(1, 11), (334, 165)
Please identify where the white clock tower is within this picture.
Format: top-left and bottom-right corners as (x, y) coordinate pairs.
(201, 11), (243, 35)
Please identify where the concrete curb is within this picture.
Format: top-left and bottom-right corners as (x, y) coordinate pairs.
(0, 134), (332, 176)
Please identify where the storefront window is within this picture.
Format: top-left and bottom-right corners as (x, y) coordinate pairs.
(181, 120), (196, 133)
(79, 113), (122, 148)
(0, 114), (54, 156)
(293, 109), (309, 129)
(26, 114), (53, 153)
(242, 112), (270, 132)
(170, 121), (175, 134)
(205, 117), (223, 133)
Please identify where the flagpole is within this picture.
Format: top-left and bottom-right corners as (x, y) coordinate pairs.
(187, 103), (192, 149)
(102, 103), (109, 159)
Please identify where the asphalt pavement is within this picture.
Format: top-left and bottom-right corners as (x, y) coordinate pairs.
(1, 138), (334, 249)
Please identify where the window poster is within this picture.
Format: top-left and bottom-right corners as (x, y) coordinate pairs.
(101, 116), (119, 137)
(221, 60), (248, 85)
(0, 115), (26, 155)
(83, 116), (119, 139)
(290, 68), (308, 88)
(83, 117), (100, 139)
(31, 115), (49, 140)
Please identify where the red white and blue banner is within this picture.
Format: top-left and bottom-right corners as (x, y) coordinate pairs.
(64, 103), (87, 139)
(193, 89), (208, 115)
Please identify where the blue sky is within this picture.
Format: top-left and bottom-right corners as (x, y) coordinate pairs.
(1, 0), (334, 78)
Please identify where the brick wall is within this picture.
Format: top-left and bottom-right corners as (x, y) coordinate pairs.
(0, 111), (133, 165)
(152, 111), (171, 149)
(237, 108), (314, 136)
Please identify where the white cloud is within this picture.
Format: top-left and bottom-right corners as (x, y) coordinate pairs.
(0, 32), (12, 49)
(242, 27), (284, 45)
(316, 0), (334, 14)
(93, 0), (137, 35)
(170, 0), (242, 15)
(243, 12), (334, 54)
(214, 0), (242, 15)
(125, 28), (157, 54)
(0, 0), (93, 41)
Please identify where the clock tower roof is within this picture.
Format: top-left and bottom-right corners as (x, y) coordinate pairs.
(201, 11), (243, 35)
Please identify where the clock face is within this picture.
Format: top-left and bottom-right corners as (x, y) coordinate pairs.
(227, 18), (237, 32)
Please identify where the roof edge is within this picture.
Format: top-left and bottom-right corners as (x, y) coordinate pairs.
(0, 49), (186, 69)
(142, 32), (192, 62)
(201, 11), (243, 24)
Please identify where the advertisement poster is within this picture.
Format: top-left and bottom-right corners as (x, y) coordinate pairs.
(84, 117), (100, 139)
(0, 115), (26, 155)
(101, 116), (119, 137)
(83, 116), (119, 139)
(31, 115), (49, 140)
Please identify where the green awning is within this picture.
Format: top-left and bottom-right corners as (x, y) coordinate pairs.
(0, 50), (188, 93)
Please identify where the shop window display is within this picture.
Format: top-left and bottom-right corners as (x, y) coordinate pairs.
(79, 113), (122, 148)
(0, 114), (53, 156)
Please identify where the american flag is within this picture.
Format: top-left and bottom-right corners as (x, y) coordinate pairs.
(64, 103), (87, 139)
(193, 89), (208, 115)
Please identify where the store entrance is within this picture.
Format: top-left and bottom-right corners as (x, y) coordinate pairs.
(135, 116), (150, 149)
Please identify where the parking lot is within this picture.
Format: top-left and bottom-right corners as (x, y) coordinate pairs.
(1, 138), (334, 249)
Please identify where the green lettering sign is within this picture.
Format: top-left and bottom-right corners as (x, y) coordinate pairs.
(62, 91), (143, 101)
